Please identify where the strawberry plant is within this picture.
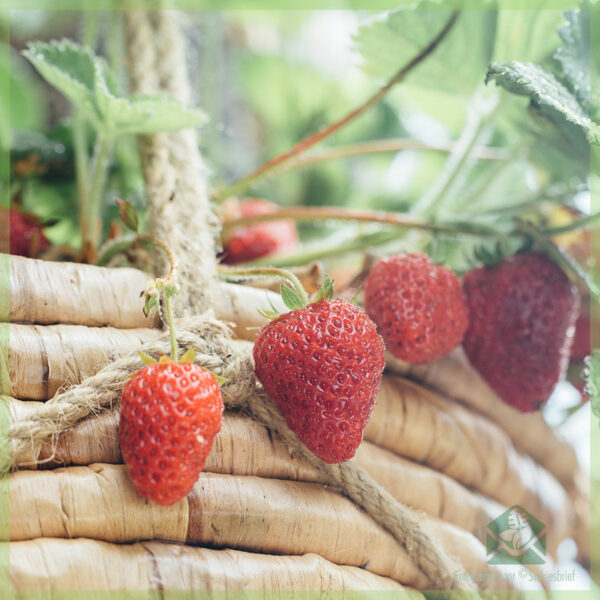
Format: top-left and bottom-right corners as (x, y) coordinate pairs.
(5, 6), (597, 419)
(19, 39), (204, 258)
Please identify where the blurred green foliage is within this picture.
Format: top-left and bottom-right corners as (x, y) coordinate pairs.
(3, 4), (595, 263)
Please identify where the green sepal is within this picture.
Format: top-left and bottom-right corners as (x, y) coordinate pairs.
(116, 198), (140, 233)
(257, 294), (284, 321)
(143, 293), (159, 317)
(258, 308), (281, 320)
(212, 373), (228, 386)
(310, 276), (334, 305)
(162, 281), (180, 298)
(179, 347), (196, 364)
(139, 352), (157, 366)
(280, 283), (305, 311)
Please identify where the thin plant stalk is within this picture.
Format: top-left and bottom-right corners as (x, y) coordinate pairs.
(542, 211), (600, 236)
(74, 10), (100, 253)
(412, 91), (498, 217)
(87, 133), (113, 251)
(164, 293), (179, 362)
(218, 265), (309, 305)
(260, 138), (507, 181)
(242, 231), (415, 268)
(221, 206), (505, 238)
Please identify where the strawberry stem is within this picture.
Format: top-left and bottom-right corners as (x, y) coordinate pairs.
(218, 265), (310, 306)
(248, 231), (401, 268)
(541, 210), (600, 236)
(516, 219), (600, 301)
(234, 138), (507, 183)
(115, 233), (182, 359)
(211, 11), (459, 204)
(221, 206), (506, 238)
(164, 292), (179, 362)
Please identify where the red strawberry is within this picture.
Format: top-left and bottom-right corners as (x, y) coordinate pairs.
(4, 208), (50, 257)
(462, 252), (579, 412)
(364, 253), (469, 364)
(222, 198), (298, 264)
(119, 360), (224, 505)
(253, 297), (384, 463)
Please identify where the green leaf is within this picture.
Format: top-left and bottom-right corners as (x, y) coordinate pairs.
(0, 45), (46, 151)
(493, 5), (563, 64)
(23, 39), (103, 128)
(354, 6), (496, 96)
(23, 40), (206, 138)
(280, 284), (305, 311)
(115, 198), (140, 233)
(586, 350), (600, 421)
(486, 61), (600, 144)
(554, 9), (591, 113)
(103, 94), (207, 136)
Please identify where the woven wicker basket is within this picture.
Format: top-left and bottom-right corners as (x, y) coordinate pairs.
(4, 8), (590, 597)
(6, 253), (589, 595)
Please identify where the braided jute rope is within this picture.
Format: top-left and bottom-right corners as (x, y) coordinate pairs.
(124, 10), (218, 316)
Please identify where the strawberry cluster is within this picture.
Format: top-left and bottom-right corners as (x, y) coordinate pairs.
(120, 243), (580, 510)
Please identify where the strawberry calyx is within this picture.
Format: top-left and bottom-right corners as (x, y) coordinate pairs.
(135, 350), (228, 385)
(218, 264), (335, 320)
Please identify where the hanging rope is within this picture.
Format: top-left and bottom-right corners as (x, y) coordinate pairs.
(124, 10), (218, 315)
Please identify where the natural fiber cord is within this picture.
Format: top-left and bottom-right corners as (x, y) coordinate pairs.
(124, 10), (218, 315)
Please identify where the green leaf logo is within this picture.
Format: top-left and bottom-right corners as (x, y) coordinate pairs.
(487, 505), (546, 565)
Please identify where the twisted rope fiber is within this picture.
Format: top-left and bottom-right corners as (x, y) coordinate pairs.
(124, 10), (219, 315)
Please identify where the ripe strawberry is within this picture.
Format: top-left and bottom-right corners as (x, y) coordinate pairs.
(119, 360), (224, 505)
(462, 252), (579, 412)
(253, 297), (384, 463)
(222, 198), (298, 264)
(3, 207), (50, 257)
(364, 253), (468, 364)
